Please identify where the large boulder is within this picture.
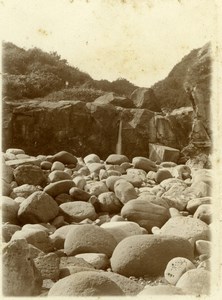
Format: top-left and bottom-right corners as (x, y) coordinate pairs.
(13, 164), (46, 186)
(149, 143), (180, 163)
(48, 271), (124, 296)
(94, 92), (134, 108)
(2, 239), (42, 296)
(18, 191), (59, 224)
(59, 201), (97, 222)
(121, 197), (170, 232)
(64, 224), (117, 257)
(111, 235), (194, 277)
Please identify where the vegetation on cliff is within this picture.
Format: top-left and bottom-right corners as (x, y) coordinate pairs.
(2, 42), (137, 100)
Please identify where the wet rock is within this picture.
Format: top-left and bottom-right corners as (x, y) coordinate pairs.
(64, 224), (117, 257)
(111, 235), (194, 277)
(18, 191), (59, 224)
(2, 239), (42, 296)
(48, 271), (124, 296)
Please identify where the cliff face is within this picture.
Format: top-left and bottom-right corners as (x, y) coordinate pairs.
(2, 43), (211, 160)
(2, 100), (193, 160)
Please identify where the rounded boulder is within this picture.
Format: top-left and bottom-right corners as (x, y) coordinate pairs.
(64, 224), (117, 257)
(110, 234), (194, 277)
(121, 197), (170, 232)
(52, 151), (77, 165)
(48, 271), (124, 296)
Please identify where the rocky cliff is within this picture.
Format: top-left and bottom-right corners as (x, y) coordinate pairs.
(2, 43), (211, 161)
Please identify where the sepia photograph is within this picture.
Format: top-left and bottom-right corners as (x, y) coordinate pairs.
(1, 0), (221, 298)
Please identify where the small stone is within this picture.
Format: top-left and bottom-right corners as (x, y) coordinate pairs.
(75, 253), (109, 270)
(195, 240), (211, 256)
(164, 257), (196, 285)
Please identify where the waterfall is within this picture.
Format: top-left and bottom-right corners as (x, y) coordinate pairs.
(116, 119), (123, 155)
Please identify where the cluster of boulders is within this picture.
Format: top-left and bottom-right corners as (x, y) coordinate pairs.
(2, 148), (212, 296)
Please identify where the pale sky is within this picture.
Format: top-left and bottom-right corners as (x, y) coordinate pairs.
(0, 0), (218, 87)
